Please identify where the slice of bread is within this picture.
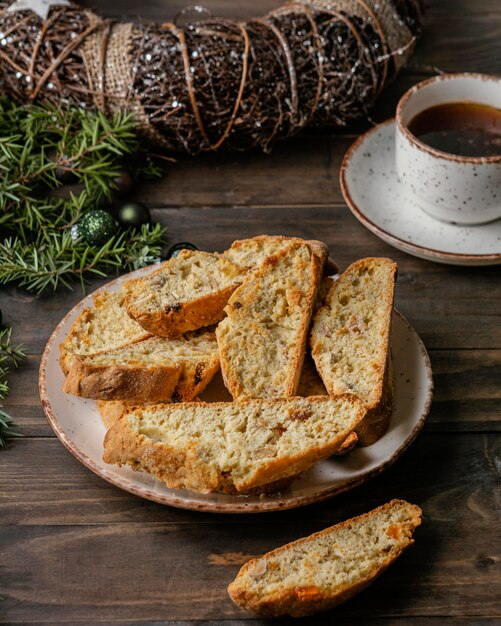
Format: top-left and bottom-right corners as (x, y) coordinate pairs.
(59, 290), (151, 375)
(63, 332), (219, 402)
(103, 394), (366, 494)
(224, 235), (335, 274)
(216, 241), (327, 400)
(310, 258), (397, 446)
(228, 499), (422, 617)
(124, 250), (244, 338)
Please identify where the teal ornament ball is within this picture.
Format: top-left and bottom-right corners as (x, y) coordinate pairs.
(79, 210), (116, 246)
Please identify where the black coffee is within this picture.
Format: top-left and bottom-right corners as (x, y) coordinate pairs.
(408, 101), (501, 157)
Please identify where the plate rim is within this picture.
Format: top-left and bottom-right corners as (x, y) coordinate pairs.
(340, 118), (501, 265)
(39, 269), (434, 514)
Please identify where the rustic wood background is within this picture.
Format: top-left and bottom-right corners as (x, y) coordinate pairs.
(1, 0), (500, 624)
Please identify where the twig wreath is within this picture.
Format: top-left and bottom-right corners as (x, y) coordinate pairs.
(0, 0), (422, 153)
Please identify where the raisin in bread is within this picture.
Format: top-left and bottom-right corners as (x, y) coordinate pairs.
(216, 241), (326, 399)
(310, 258), (397, 446)
(103, 395), (366, 494)
(228, 499), (422, 617)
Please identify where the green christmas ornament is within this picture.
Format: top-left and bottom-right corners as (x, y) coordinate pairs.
(117, 201), (151, 228)
(78, 210), (116, 246)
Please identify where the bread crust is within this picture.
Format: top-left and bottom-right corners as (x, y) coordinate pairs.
(217, 241), (327, 400)
(63, 359), (182, 402)
(228, 499), (422, 617)
(103, 395), (366, 494)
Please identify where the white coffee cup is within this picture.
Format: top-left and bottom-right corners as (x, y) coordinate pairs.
(395, 73), (501, 224)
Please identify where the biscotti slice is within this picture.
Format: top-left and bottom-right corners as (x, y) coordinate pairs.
(103, 394), (366, 494)
(311, 258), (397, 446)
(228, 499), (422, 617)
(59, 290), (151, 375)
(63, 331), (219, 402)
(224, 235), (331, 273)
(216, 241), (326, 400)
(124, 250), (244, 338)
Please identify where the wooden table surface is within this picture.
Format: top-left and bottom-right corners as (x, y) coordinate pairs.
(1, 1), (500, 624)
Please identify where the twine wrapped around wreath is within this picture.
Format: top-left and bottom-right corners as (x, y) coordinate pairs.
(0, 0), (422, 153)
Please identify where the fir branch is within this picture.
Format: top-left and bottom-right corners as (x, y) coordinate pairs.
(0, 327), (27, 449)
(0, 97), (166, 293)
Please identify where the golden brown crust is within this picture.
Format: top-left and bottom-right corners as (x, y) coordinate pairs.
(217, 241), (327, 400)
(228, 499), (422, 617)
(103, 395), (366, 494)
(63, 359), (182, 402)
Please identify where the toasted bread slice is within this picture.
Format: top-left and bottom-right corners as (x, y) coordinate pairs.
(103, 395), (366, 494)
(124, 250), (244, 338)
(59, 290), (151, 375)
(224, 235), (335, 274)
(310, 258), (397, 446)
(216, 241), (327, 400)
(228, 499), (422, 617)
(63, 331), (219, 402)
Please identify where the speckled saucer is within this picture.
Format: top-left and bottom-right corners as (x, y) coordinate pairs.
(39, 266), (433, 514)
(341, 119), (501, 266)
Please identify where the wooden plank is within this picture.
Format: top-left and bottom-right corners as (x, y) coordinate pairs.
(0, 434), (499, 622)
(429, 349), (501, 430)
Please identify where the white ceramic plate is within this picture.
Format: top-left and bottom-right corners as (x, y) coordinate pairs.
(39, 266), (433, 513)
(340, 119), (501, 266)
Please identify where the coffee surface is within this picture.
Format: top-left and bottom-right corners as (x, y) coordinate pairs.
(408, 101), (501, 157)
